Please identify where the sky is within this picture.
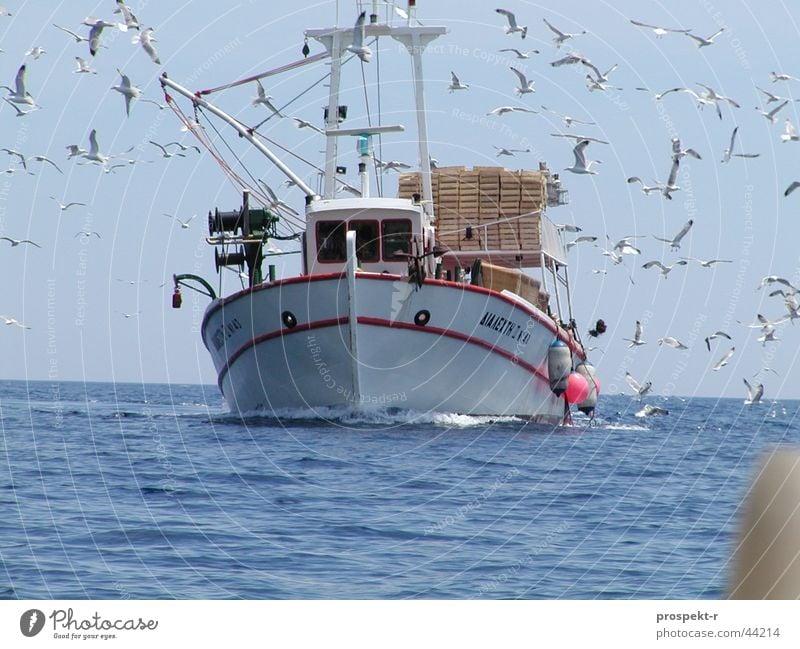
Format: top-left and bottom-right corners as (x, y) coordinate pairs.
(1, 0), (800, 400)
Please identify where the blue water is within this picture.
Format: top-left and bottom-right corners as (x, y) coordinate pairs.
(1, 379), (798, 599)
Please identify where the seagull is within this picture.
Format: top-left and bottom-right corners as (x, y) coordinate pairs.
(486, 105), (536, 116)
(755, 99), (788, 124)
(780, 119), (800, 143)
(257, 180), (300, 216)
(585, 74), (622, 93)
(53, 24), (89, 43)
(81, 130), (131, 167)
(114, 0), (140, 31)
(50, 196), (87, 212)
(654, 86), (715, 112)
(25, 46), (46, 60)
(658, 336), (689, 350)
(757, 275), (797, 291)
(697, 83), (741, 119)
(654, 219), (693, 250)
(629, 19), (691, 38)
(447, 71), (470, 93)
(680, 256), (732, 268)
(376, 159), (411, 173)
(753, 367), (780, 379)
(165, 213), (196, 229)
(494, 146), (530, 157)
(541, 105), (595, 128)
(346, 11), (372, 62)
(139, 99), (167, 110)
(743, 378), (764, 405)
(770, 71), (798, 83)
(1, 147), (26, 168)
(550, 133), (609, 145)
(2, 98), (39, 117)
(0, 315), (31, 329)
(66, 144), (88, 159)
(88, 21), (108, 57)
(600, 247), (623, 265)
(543, 17), (585, 48)
(26, 155), (63, 174)
(251, 80), (284, 117)
(635, 404), (668, 417)
(610, 235), (642, 256)
(756, 86), (796, 105)
(164, 142), (201, 154)
(722, 126), (759, 163)
(555, 224), (582, 233)
(133, 27), (161, 64)
(672, 137), (702, 161)
(74, 230), (101, 239)
(111, 69), (141, 117)
(685, 28), (725, 47)
(705, 331), (731, 351)
(625, 371), (652, 398)
(0, 237), (41, 248)
(73, 57), (97, 74)
(499, 48), (538, 58)
(712, 347), (735, 370)
(149, 140), (186, 158)
(1, 65), (36, 107)
(118, 311), (140, 319)
(642, 260), (688, 277)
(785, 181), (800, 196)
(510, 67), (535, 95)
(623, 321), (647, 347)
(565, 235), (597, 250)
(654, 158), (680, 200)
(291, 117), (323, 133)
(565, 140), (600, 175)
(627, 177), (664, 195)
(496, 9), (527, 39)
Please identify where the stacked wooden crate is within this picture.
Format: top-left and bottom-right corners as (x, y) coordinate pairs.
(397, 166), (548, 254)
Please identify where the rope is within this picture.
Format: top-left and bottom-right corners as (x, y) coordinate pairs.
(197, 52), (328, 95)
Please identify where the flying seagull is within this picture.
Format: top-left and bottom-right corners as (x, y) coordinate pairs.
(486, 105), (536, 116)
(346, 11), (372, 62)
(722, 126), (760, 163)
(755, 99), (788, 124)
(25, 46), (46, 60)
(135, 27), (161, 64)
(704, 330), (731, 351)
(499, 48), (539, 58)
(625, 371), (652, 398)
(448, 71), (469, 93)
(252, 80), (284, 117)
(541, 105), (596, 128)
(642, 260), (688, 277)
(697, 83), (740, 119)
(780, 119), (800, 143)
(680, 256), (732, 268)
(653, 219), (693, 250)
(712, 346), (735, 370)
(635, 404), (669, 417)
(659, 337), (689, 350)
(770, 71), (798, 83)
(0, 237), (41, 248)
(743, 378), (764, 405)
(50, 196), (87, 212)
(73, 57), (97, 74)
(510, 67), (535, 95)
(149, 140), (186, 158)
(53, 24), (89, 43)
(629, 19), (691, 37)
(551, 133), (609, 145)
(785, 181), (800, 196)
(111, 69), (141, 117)
(114, 0), (140, 32)
(496, 9), (527, 39)
(1, 65), (36, 107)
(623, 320), (647, 347)
(0, 315), (31, 329)
(684, 28), (725, 47)
(672, 137), (702, 161)
(662, 158), (681, 199)
(291, 117), (323, 134)
(543, 18), (585, 48)
(565, 140), (600, 175)
(626, 177), (664, 195)
(494, 146), (530, 157)
(165, 213), (196, 229)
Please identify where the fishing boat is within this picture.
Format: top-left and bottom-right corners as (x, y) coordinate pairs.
(163, 2), (599, 422)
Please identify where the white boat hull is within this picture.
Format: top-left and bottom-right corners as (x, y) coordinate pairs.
(201, 273), (584, 421)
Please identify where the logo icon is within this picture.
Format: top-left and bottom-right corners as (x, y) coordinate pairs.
(20, 609), (45, 637)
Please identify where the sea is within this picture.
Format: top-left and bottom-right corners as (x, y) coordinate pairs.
(1, 379), (798, 600)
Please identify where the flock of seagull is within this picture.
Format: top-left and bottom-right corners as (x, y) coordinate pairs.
(449, 8), (800, 410)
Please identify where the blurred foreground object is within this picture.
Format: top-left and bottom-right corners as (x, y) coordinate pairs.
(730, 448), (800, 598)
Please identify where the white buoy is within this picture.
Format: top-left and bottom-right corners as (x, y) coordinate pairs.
(547, 339), (571, 396)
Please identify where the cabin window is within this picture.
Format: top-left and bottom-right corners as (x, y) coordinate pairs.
(382, 219), (412, 260)
(349, 220), (379, 262)
(316, 220), (346, 262)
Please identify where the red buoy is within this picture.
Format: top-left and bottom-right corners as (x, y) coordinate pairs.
(172, 287), (182, 309)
